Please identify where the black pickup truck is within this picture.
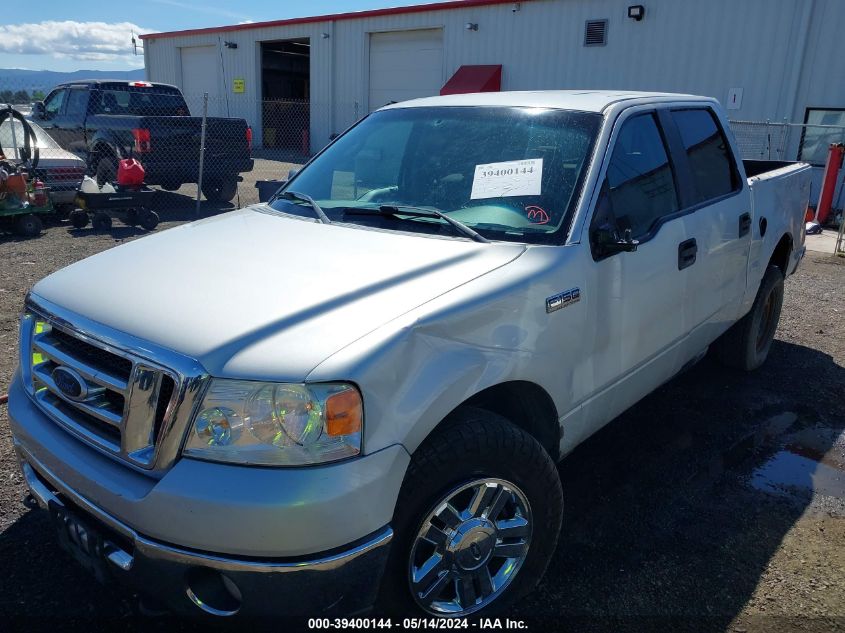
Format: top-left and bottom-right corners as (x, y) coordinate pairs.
(30, 80), (253, 202)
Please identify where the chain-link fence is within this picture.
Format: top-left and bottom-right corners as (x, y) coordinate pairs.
(2, 82), (362, 219)
(728, 120), (792, 161)
(728, 119), (845, 165)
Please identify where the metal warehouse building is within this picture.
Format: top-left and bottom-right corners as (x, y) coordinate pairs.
(142, 0), (845, 169)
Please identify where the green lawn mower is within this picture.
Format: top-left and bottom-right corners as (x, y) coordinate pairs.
(0, 104), (53, 238)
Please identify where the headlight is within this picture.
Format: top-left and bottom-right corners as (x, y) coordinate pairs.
(183, 380), (363, 466)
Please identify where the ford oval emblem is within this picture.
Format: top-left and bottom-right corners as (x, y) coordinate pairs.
(51, 366), (89, 402)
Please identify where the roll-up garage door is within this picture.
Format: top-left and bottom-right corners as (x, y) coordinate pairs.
(368, 29), (443, 111)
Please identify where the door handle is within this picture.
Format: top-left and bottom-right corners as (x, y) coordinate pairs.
(738, 212), (752, 238)
(678, 238), (697, 270)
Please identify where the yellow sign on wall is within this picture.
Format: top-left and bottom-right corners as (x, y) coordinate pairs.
(233, 78), (245, 93)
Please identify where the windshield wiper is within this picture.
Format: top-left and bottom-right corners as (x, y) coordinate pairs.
(344, 204), (489, 243)
(279, 190), (331, 224)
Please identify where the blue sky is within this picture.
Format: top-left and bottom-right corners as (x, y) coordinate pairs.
(1, 0), (438, 71)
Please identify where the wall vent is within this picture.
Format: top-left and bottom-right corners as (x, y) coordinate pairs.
(584, 19), (608, 46)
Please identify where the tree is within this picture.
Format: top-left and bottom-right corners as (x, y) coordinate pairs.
(12, 90), (30, 104)
(0, 90), (13, 104)
(31, 90), (45, 101)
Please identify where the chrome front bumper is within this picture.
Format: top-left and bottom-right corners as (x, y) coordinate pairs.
(18, 449), (393, 617)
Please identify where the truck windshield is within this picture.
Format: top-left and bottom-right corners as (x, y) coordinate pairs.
(271, 106), (602, 244)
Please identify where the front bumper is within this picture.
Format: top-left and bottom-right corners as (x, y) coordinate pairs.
(9, 375), (408, 557)
(8, 373), (409, 616)
(19, 453), (392, 617)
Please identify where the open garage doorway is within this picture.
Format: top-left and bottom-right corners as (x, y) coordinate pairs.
(261, 38), (310, 154)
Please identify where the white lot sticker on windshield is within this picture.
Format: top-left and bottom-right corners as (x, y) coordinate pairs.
(470, 158), (543, 200)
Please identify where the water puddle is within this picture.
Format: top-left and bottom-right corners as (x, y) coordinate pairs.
(750, 425), (845, 501)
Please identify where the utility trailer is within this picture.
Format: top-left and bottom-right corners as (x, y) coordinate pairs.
(71, 187), (159, 231)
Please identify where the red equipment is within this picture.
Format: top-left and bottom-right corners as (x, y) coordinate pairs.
(132, 128), (151, 154)
(816, 143), (844, 225)
(32, 178), (48, 207)
(117, 158), (145, 187)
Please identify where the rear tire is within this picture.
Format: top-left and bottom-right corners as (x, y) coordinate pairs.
(122, 209), (139, 226)
(95, 156), (118, 187)
(92, 212), (112, 231)
(715, 265), (784, 371)
(201, 177), (238, 203)
(376, 407), (563, 617)
(15, 214), (43, 237)
(160, 182), (182, 192)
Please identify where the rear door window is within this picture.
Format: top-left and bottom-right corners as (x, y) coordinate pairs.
(64, 89), (89, 119)
(671, 108), (740, 204)
(599, 112), (680, 240)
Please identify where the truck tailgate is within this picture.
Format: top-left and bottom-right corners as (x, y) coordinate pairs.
(145, 116), (250, 162)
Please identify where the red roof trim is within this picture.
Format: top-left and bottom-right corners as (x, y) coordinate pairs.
(140, 0), (531, 40)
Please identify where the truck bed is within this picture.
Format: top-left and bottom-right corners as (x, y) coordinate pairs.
(744, 159), (812, 288)
(743, 159), (804, 179)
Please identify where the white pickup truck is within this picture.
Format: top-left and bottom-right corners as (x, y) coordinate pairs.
(9, 91), (810, 619)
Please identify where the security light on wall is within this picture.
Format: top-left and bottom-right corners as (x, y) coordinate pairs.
(465, 22), (479, 31)
(224, 41), (238, 49)
(628, 5), (645, 21)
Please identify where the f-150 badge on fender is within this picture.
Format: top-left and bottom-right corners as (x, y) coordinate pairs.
(546, 287), (581, 313)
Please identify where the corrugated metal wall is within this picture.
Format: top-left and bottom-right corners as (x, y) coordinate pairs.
(144, 0), (845, 152)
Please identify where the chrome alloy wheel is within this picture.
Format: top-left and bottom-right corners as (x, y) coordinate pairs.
(408, 478), (532, 616)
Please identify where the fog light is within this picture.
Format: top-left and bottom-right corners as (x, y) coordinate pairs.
(185, 567), (242, 616)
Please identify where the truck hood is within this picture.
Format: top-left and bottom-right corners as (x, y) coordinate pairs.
(33, 207), (525, 379)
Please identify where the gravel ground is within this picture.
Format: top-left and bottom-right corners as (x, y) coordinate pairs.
(0, 218), (843, 631)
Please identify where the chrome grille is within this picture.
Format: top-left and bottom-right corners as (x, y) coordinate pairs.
(22, 306), (181, 469)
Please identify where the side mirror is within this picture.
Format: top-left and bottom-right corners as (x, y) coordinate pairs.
(592, 223), (639, 257)
(32, 102), (45, 119)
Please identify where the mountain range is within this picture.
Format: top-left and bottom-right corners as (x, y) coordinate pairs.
(0, 68), (145, 94)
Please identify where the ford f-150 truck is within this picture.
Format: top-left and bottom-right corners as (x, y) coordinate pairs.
(9, 91), (811, 619)
(30, 80), (253, 202)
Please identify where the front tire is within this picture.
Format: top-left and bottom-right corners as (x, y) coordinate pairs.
(715, 265), (784, 371)
(69, 209), (89, 229)
(378, 408), (563, 617)
(139, 209), (159, 230)
(15, 213), (43, 237)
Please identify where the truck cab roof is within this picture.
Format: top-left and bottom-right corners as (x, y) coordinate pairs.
(52, 80), (180, 91)
(381, 90), (713, 114)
